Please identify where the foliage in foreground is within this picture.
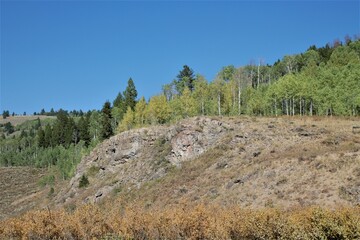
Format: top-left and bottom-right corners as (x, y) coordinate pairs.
(1, 203), (359, 240)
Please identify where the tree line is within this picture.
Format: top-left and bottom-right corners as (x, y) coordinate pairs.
(115, 37), (360, 133)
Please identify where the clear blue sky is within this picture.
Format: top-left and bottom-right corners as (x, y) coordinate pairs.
(1, 0), (359, 114)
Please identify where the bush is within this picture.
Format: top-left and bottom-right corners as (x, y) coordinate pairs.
(79, 174), (89, 188)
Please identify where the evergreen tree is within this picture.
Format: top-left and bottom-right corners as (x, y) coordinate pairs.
(64, 118), (77, 146)
(4, 122), (14, 134)
(113, 92), (125, 109)
(176, 65), (195, 93)
(44, 125), (53, 148)
(78, 116), (91, 146)
(100, 101), (113, 140)
(37, 128), (45, 148)
(123, 78), (138, 111)
(2, 110), (10, 119)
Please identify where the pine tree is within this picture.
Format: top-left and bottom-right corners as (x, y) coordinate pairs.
(123, 78), (138, 111)
(44, 124), (53, 148)
(37, 128), (45, 148)
(78, 116), (91, 146)
(176, 65), (195, 93)
(2, 110), (10, 119)
(100, 101), (113, 140)
(113, 92), (125, 109)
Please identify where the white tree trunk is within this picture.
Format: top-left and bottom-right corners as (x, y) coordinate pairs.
(218, 92), (221, 116)
(238, 84), (241, 115)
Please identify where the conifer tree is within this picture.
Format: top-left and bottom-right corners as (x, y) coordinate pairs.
(123, 78), (138, 111)
(37, 128), (45, 148)
(78, 116), (91, 146)
(176, 65), (195, 93)
(44, 124), (53, 148)
(100, 101), (113, 140)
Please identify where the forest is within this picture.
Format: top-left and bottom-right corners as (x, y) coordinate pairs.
(0, 36), (359, 178)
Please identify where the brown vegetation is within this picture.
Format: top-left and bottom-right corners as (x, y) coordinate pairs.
(1, 202), (359, 239)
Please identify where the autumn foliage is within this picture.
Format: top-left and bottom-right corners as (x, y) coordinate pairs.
(1, 203), (360, 239)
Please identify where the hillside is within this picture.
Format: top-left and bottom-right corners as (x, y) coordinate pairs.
(0, 115), (55, 127)
(0, 167), (47, 220)
(56, 116), (360, 210)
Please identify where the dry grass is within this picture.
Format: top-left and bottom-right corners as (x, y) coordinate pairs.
(0, 167), (47, 220)
(0, 116), (55, 126)
(1, 202), (359, 240)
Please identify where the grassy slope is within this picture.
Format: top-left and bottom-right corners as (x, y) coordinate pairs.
(0, 115), (56, 126)
(1, 116), (359, 221)
(117, 116), (360, 209)
(0, 167), (47, 220)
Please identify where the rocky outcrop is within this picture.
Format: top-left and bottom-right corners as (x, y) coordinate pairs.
(55, 117), (230, 205)
(54, 116), (360, 209)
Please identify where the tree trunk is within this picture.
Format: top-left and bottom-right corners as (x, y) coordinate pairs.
(275, 98), (278, 117)
(218, 92), (221, 116)
(238, 85), (241, 115)
(257, 61), (260, 88)
(201, 100), (205, 115)
(286, 99), (289, 116)
(310, 100), (313, 116)
(292, 97), (295, 116)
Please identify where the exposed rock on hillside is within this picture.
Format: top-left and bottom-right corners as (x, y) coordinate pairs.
(55, 116), (360, 209)
(55, 117), (230, 204)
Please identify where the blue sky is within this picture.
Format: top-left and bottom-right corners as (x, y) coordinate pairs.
(1, 1), (359, 114)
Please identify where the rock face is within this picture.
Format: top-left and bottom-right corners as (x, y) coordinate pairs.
(55, 117), (229, 205)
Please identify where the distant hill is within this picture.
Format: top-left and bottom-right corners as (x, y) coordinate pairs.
(0, 115), (55, 126)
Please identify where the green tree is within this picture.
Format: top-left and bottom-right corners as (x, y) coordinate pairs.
(89, 110), (101, 141)
(79, 174), (89, 188)
(146, 95), (171, 124)
(44, 125), (53, 148)
(37, 128), (45, 148)
(100, 101), (113, 140)
(123, 78), (138, 111)
(118, 106), (135, 132)
(2, 110), (10, 119)
(113, 92), (124, 109)
(179, 87), (197, 118)
(134, 97), (147, 126)
(78, 116), (91, 146)
(4, 122), (14, 134)
(193, 75), (209, 115)
(175, 65), (195, 93)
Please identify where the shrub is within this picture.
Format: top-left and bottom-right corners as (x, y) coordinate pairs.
(79, 174), (89, 188)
